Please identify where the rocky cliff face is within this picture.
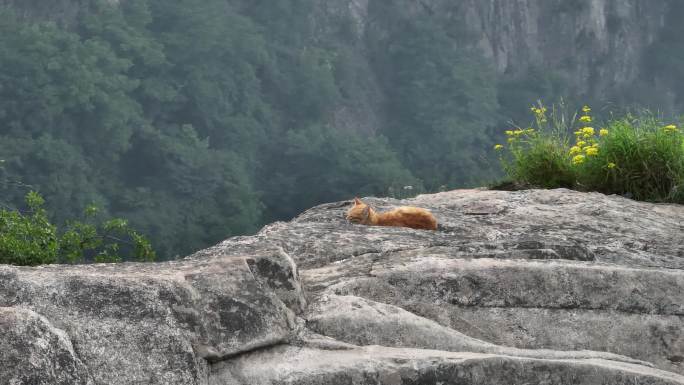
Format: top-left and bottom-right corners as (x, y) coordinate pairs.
(327, 0), (667, 78)
(1, 0), (673, 131)
(463, 0), (666, 98)
(310, 0), (672, 133)
(2, 189), (683, 384)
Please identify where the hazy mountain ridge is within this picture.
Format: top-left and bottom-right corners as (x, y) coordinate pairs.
(6, 0), (674, 119)
(310, 0), (673, 129)
(0, 0), (681, 259)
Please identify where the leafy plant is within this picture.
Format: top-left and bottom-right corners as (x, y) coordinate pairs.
(0, 191), (59, 266)
(495, 102), (684, 204)
(576, 114), (684, 202)
(0, 191), (155, 266)
(496, 102), (576, 188)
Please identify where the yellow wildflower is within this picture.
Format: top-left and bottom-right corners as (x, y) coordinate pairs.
(663, 124), (678, 133)
(582, 127), (595, 137)
(582, 105), (591, 113)
(505, 130), (514, 136)
(531, 106), (547, 119)
(574, 130), (583, 136)
(585, 147), (599, 156)
(514, 130), (524, 136)
(508, 137), (516, 143)
(494, 144), (504, 151)
(572, 155), (586, 165)
(569, 146), (582, 155)
(607, 162), (616, 169)
(576, 141), (586, 147)
(579, 115), (592, 123)
(599, 128), (609, 137)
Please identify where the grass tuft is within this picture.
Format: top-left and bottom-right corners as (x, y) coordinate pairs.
(493, 102), (684, 204)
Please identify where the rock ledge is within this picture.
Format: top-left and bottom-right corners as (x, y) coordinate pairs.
(1, 189), (683, 384)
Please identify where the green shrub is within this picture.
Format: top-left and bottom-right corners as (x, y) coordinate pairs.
(577, 115), (684, 201)
(0, 192), (156, 266)
(0, 191), (59, 266)
(497, 103), (576, 189)
(502, 135), (576, 189)
(495, 103), (684, 204)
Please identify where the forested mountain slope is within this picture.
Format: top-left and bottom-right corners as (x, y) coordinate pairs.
(0, 0), (680, 258)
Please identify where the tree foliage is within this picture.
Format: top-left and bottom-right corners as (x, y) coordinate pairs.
(367, 1), (499, 189)
(2, 0), (681, 261)
(0, 191), (155, 266)
(0, 1), (418, 259)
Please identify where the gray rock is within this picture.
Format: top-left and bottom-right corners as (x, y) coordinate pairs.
(0, 248), (303, 385)
(0, 307), (94, 385)
(1, 188), (683, 384)
(296, 189), (684, 375)
(305, 294), (654, 366)
(211, 345), (684, 385)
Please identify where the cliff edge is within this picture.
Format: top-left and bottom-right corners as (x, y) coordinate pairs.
(1, 189), (683, 384)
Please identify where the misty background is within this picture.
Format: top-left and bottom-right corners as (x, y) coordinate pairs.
(0, 0), (681, 259)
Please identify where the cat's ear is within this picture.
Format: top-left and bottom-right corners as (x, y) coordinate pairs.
(362, 206), (370, 219)
(354, 197), (362, 205)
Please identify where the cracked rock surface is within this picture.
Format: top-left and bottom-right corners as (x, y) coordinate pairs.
(1, 189), (683, 384)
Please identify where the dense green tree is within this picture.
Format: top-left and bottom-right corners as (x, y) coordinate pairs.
(367, 1), (499, 190)
(0, 8), (140, 221)
(116, 124), (261, 257)
(260, 125), (417, 221)
(3, 0), (680, 262)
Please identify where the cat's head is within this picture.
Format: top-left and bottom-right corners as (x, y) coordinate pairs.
(346, 197), (372, 224)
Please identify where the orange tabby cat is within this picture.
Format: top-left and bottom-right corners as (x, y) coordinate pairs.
(346, 198), (438, 230)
